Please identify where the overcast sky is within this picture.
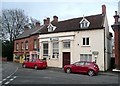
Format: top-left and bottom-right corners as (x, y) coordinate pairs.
(1, 0), (120, 33)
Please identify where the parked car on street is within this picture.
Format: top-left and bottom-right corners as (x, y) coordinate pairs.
(22, 58), (47, 69)
(64, 61), (99, 76)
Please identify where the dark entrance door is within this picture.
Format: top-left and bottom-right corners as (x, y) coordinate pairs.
(63, 52), (70, 67)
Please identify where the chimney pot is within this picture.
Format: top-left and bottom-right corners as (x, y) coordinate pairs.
(114, 11), (119, 24)
(24, 25), (29, 31)
(53, 15), (58, 22)
(43, 19), (47, 25)
(36, 22), (40, 28)
(115, 11), (117, 15)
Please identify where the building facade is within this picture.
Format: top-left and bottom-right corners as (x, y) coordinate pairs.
(39, 5), (112, 71)
(111, 11), (120, 70)
(13, 22), (41, 63)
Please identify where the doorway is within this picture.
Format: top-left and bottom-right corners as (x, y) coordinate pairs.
(63, 52), (70, 67)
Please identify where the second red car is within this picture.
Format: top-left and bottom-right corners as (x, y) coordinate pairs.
(64, 61), (99, 76)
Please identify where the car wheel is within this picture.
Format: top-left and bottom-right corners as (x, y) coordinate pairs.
(88, 70), (95, 76)
(23, 64), (26, 68)
(34, 65), (38, 70)
(66, 68), (71, 73)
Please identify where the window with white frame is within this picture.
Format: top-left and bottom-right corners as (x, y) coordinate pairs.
(52, 42), (59, 58)
(43, 43), (48, 56)
(83, 37), (89, 45)
(21, 42), (24, 50)
(80, 17), (90, 28)
(25, 41), (28, 50)
(47, 24), (56, 32)
(34, 39), (37, 49)
(16, 43), (19, 51)
(80, 54), (92, 61)
(63, 41), (70, 48)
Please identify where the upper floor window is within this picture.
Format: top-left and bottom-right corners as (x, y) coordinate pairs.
(80, 17), (90, 28)
(47, 24), (56, 32)
(63, 41), (70, 48)
(34, 39), (37, 49)
(83, 37), (89, 46)
(16, 43), (19, 51)
(21, 42), (24, 50)
(43, 43), (48, 56)
(25, 41), (28, 50)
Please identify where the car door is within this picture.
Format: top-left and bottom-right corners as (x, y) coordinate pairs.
(77, 61), (85, 73)
(26, 60), (31, 67)
(83, 62), (90, 72)
(72, 62), (82, 72)
(31, 59), (36, 68)
(28, 59), (33, 67)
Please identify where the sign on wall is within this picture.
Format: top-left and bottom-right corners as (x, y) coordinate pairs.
(92, 51), (99, 55)
(50, 37), (59, 41)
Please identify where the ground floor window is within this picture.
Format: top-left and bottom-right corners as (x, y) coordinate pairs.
(43, 42), (48, 56)
(15, 54), (20, 59)
(80, 54), (92, 61)
(52, 42), (59, 58)
(32, 54), (38, 59)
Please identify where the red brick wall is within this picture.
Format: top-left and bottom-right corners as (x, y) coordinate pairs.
(29, 35), (39, 51)
(114, 27), (120, 69)
(14, 34), (39, 53)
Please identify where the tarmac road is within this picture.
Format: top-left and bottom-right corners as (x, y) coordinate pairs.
(1, 62), (119, 86)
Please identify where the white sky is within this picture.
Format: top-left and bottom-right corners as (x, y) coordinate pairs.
(1, 0), (120, 34)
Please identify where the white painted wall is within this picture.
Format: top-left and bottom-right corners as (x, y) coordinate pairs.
(39, 32), (75, 68)
(39, 29), (108, 71)
(72, 30), (105, 71)
(39, 15), (112, 71)
(103, 14), (112, 70)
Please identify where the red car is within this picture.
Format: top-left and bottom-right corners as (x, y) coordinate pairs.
(64, 61), (99, 76)
(22, 59), (47, 69)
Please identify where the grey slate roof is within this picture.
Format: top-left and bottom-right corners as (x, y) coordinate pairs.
(16, 27), (41, 40)
(40, 14), (105, 34)
(16, 14), (105, 39)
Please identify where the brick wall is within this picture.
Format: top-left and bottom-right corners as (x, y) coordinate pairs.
(114, 25), (120, 69)
(14, 34), (39, 53)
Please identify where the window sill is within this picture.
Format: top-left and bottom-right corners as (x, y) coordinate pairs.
(81, 45), (91, 47)
(63, 48), (70, 49)
(51, 58), (59, 60)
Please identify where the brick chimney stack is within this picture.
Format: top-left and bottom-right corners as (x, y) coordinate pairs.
(114, 11), (119, 24)
(24, 25), (29, 31)
(53, 16), (58, 22)
(102, 5), (106, 14)
(36, 22), (40, 28)
(43, 19), (47, 25)
(46, 17), (50, 25)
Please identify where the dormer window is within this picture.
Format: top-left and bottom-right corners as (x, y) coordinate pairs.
(80, 17), (90, 28)
(47, 23), (56, 32)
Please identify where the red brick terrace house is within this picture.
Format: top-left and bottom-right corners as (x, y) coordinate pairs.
(111, 11), (120, 70)
(13, 22), (41, 63)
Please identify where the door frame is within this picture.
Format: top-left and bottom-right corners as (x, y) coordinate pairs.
(63, 52), (70, 67)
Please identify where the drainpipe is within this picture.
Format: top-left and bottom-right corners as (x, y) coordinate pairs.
(104, 27), (106, 71)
